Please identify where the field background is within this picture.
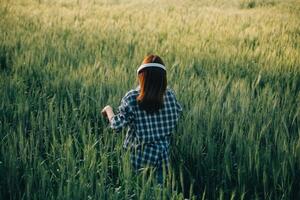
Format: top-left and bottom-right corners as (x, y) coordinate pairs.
(1, 0), (300, 199)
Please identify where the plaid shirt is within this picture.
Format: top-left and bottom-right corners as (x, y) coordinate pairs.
(110, 87), (182, 170)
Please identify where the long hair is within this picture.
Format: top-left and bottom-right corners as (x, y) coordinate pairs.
(137, 55), (167, 114)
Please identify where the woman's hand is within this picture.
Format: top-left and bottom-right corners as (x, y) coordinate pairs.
(101, 105), (110, 117)
(101, 105), (114, 122)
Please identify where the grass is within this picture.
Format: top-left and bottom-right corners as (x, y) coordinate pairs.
(0, 0), (300, 199)
(239, 0), (278, 8)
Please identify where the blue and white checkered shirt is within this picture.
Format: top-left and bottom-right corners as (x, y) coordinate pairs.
(110, 87), (182, 170)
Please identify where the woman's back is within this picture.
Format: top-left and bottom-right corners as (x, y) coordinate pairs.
(110, 87), (182, 170)
(122, 87), (182, 144)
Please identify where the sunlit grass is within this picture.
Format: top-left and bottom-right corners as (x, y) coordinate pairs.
(0, 0), (299, 199)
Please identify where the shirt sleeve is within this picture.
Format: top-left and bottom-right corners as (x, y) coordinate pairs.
(169, 88), (183, 114)
(176, 99), (183, 114)
(110, 95), (134, 132)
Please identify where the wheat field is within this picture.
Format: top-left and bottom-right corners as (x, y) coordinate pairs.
(0, 0), (300, 199)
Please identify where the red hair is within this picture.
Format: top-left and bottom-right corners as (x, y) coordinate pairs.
(137, 55), (167, 114)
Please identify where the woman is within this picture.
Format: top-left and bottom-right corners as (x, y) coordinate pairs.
(101, 54), (182, 184)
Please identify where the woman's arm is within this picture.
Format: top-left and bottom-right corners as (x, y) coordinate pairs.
(101, 105), (115, 123)
(101, 92), (134, 132)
